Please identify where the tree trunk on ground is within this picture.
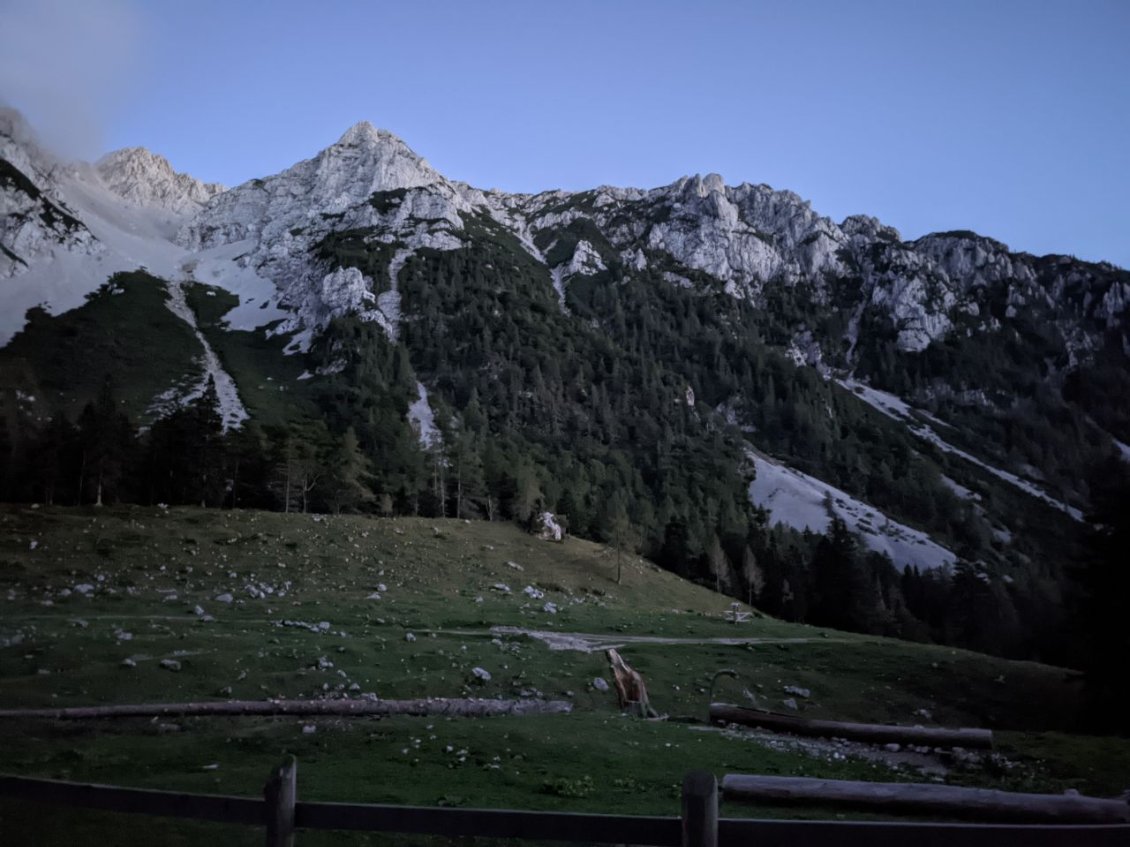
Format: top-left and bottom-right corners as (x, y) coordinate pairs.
(0, 697), (574, 721)
(720, 774), (1130, 824)
(709, 703), (993, 748)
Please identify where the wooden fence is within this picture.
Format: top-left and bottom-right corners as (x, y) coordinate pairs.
(2, 761), (1129, 846)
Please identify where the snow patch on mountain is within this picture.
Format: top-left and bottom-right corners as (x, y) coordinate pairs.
(549, 266), (568, 313)
(839, 378), (1083, 521)
(373, 247), (414, 339)
(1113, 438), (1130, 463)
(941, 475), (980, 502)
(0, 253), (111, 343)
(748, 451), (955, 571)
(181, 240), (288, 330)
(408, 382), (441, 449)
(56, 168), (185, 274)
(159, 281), (249, 430)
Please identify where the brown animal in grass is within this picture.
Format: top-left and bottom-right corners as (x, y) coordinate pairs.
(606, 648), (659, 718)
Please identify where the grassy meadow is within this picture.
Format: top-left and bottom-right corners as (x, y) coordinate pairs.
(1, 504), (1126, 844)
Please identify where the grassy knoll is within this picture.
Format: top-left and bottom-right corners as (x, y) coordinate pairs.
(0, 505), (1126, 844)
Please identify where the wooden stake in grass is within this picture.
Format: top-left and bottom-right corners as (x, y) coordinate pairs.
(264, 756), (296, 847)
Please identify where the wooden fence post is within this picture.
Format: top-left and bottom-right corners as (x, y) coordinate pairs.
(264, 756), (297, 847)
(681, 770), (718, 847)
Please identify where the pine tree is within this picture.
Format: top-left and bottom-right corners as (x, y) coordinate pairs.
(77, 377), (135, 506)
(226, 422), (269, 509)
(1070, 469), (1130, 732)
(741, 545), (764, 607)
(324, 427), (373, 514)
(600, 494), (639, 585)
(707, 533), (731, 595)
(27, 413), (76, 505)
(810, 516), (877, 633)
(186, 377), (225, 507)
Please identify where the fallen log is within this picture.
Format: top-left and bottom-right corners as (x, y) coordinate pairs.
(0, 697), (573, 721)
(721, 774), (1130, 824)
(709, 703), (992, 749)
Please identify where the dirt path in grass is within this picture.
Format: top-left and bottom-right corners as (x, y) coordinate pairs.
(431, 626), (852, 653)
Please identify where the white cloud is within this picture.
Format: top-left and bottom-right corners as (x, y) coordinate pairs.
(0, 0), (144, 159)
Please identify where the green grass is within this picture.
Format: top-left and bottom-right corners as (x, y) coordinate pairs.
(0, 505), (1126, 844)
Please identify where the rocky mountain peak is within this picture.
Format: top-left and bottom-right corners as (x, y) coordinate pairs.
(95, 146), (224, 215)
(176, 119), (448, 261)
(840, 214), (902, 243)
(334, 120), (388, 147)
(684, 172), (726, 197)
(314, 120), (440, 193)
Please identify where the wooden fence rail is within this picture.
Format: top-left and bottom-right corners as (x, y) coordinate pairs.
(722, 773), (1130, 824)
(2, 763), (1129, 846)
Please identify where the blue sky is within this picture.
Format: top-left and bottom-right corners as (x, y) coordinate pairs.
(3, 0), (1128, 266)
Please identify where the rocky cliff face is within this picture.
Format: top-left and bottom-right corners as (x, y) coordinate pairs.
(95, 147), (224, 215)
(0, 108), (102, 278)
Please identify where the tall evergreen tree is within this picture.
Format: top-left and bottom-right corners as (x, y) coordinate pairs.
(741, 545), (764, 607)
(77, 377), (135, 506)
(324, 426), (373, 514)
(707, 533), (731, 594)
(1072, 473), (1130, 733)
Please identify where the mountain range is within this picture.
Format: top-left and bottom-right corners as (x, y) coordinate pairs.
(1, 105), (1128, 657)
